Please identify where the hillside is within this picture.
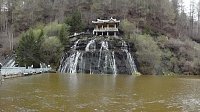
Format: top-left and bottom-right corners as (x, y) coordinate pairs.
(0, 0), (200, 75)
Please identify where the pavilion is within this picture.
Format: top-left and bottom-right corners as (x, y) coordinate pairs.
(92, 17), (120, 36)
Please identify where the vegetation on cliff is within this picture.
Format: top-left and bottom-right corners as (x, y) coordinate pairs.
(121, 20), (200, 75)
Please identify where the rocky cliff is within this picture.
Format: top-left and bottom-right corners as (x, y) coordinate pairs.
(59, 35), (137, 75)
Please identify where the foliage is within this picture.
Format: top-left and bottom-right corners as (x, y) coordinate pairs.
(16, 22), (68, 68)
(165, 38), (200, 75)
(1, 0), (200, 74)
(128, 33), (200, 75)
(64, 10), (84, 34)
(41, 36), (64, 68)
(43, 22), (63, 37)
(16, 29), (44, 68)
(59, 24), (70, 47)
(130, 34), (162, 75)
(120, 19), (137, 38)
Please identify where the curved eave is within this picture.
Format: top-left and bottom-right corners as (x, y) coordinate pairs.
(92, 21), (120, 24)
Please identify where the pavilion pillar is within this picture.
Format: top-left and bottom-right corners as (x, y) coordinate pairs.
(114, 32), (116, 37)
(107, 32), (109, 36)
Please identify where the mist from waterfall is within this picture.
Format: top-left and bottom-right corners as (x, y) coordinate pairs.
(59, 36), (137, 75)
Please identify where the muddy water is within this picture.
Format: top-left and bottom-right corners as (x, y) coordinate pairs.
(0, 74), (200, 112)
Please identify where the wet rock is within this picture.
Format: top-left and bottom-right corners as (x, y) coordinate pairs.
(59, 36), (137, 75)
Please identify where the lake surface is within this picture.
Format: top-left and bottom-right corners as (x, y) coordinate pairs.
(0, 73), (200, 112)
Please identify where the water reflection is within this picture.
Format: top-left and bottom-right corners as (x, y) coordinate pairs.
(0, 74), (200, 111)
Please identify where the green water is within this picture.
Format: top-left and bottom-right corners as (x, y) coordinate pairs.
(0, 73), (200, 112)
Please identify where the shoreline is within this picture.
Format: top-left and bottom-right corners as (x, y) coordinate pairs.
(2, 71), (48, 79)
(0, 67), (54, 80)
(1, 71), (199, 81)
(1, 70), (57, 80)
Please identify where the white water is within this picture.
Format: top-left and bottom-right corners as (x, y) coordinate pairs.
(60, 40), (81, 73)
(126, 52), (137, 73)
(121, 40), (137, 73)
(85, 39), (96, 52)
(112, 51), (117, 75)
(59, 37), (137, 75)
(98, 40), (109, 68)
(71, 40), (80, 49)
(68, 51), (81, 74)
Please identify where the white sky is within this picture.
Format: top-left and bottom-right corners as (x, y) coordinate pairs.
(183, 0), (198, 11)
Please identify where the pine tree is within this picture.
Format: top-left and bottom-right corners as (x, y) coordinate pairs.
(16, 29), (44, 68)
(59, 24), (70, 47)
(65, 10), (84, 34)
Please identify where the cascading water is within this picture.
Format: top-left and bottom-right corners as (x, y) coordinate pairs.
(85, 39), (96, 51)
(121, 40), (137, 73)
(68, 51), (81, 73)
(59, 36), (138, 75)
(59, 40), (81, 73)
(111, 51), (117, 75)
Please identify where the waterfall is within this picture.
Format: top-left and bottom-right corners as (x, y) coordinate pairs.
(60, 51), (81, 73)
(59, 36), (138, 75)
(68, 51), (81, 73)
(60, 40), (82, 73)
(121, 40), (137, 73)
(111, 51), (117, 75)
(85, 39), (96, 52)
(98, 40), (109, 68)
(71, 40), (80, 50)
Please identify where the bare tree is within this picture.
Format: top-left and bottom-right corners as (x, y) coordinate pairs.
(197, 0), (200, 36)
(189, 0), (195, 37)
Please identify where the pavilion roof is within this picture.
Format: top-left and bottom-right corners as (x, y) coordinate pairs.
(92, 17), (120, 24)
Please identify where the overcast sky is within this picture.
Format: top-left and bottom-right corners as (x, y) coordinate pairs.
(183, 0), (198, 11)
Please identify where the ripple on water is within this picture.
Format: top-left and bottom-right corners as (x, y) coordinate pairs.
(14, 107), (39, 112)
(1, 74), (200, 111)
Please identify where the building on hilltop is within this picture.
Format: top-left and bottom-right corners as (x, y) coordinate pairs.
(92, 17), (120, 36)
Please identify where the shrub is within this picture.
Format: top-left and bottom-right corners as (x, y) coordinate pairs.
(43, 22), (63, 37)
(16, 29), (44, 68)
(131, 34), (162, 75)
(41, 36), (64, 68)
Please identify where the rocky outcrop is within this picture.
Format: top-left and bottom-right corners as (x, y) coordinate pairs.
(59, 36), (137, 75)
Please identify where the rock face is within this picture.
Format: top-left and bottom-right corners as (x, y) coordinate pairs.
(59, 36), (137, 75)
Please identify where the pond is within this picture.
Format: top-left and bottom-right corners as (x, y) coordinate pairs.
(0, 73), (200, 112)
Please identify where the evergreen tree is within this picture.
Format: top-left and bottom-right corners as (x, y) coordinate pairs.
(59, 24), (70, 47)
(65, 10), (84, 34)
(16, 29), (44, 68)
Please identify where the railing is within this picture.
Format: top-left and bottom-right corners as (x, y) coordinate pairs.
(68, 32), (90, 38)
(1, 67), (51, 76)
(94, 28), (119, 32)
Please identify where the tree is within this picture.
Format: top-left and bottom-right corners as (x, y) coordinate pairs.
(59, 24), (70, 47)
(189, 0), (195, 38)
(131, 34), (162, 75)
(64, 10), (84, 34)
(198, 0), (200, 36)
(16, 29), (44, 68)
(16, 21), (68, 69)
(41, 36), (63, 68)
(120, 19), (137, 38)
